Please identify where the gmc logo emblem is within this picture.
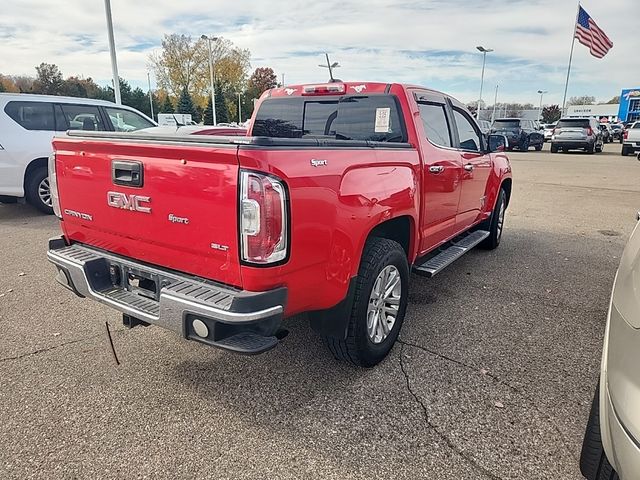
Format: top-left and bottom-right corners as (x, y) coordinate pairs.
(107, 191), (151, 213)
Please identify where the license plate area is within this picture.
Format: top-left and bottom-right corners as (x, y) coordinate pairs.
(107, 262), (167, 301)
(126, 270), (158, 300)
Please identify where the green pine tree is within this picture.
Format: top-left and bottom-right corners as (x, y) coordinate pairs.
(203, 96), (214, 125)
(176, 87), (198, 122)
(214, 82), (229, 124)
(159, 95), (173, 114)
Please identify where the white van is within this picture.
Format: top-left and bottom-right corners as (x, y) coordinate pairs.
(0, 93), (156, 213)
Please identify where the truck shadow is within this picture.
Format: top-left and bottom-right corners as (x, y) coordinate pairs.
(166, 227), (626, 478)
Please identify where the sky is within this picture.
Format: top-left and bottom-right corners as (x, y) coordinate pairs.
(1, 0), (638, 107)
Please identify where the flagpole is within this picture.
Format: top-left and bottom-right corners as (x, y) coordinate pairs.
(561, 1), (581, 115)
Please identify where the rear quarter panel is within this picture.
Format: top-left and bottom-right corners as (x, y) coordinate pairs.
(238, 147), (420, 315)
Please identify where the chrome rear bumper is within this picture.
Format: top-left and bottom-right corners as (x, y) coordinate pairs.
(47, 237), (286, 354)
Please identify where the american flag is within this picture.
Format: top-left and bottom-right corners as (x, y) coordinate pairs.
(574, 5), (613, 59)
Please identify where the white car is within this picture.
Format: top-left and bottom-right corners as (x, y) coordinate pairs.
(0, 93), (155, 213)
(622, 121), (640, 156)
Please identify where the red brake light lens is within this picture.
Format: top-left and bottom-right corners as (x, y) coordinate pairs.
(302, 83), (346, 96)
(587, 127), (594, 136)
(624, 130), (629, 139)
(240, 171), (287, 264)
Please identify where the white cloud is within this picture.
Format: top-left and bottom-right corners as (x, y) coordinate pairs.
(1, 0), (637, 105)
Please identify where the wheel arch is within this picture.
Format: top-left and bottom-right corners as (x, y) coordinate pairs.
(365, 215), (416, 261)
(501, 178), (512, 207)
(23, 157), (49, 191)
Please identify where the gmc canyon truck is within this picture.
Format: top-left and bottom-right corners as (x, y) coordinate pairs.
(47, 82), (512, 367)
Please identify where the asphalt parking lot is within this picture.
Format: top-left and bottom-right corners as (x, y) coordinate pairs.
(0, 142), (638, 480)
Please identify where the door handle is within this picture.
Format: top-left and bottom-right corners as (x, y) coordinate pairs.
(464, 164), (474, 172)
(429, 165), (445, 174)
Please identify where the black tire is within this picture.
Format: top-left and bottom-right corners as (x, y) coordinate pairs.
(325, 238), (409, 367)
(587, 143), (595, 154)
(621, 145), (631, 156)
(550, 144), (559, 153)
(519, 136), (530, 151)
(25, 166), (53, 215)
(596, 143), (603, 153)
(580, 383), (619, 480)
(479, 188), (506, 250)
(534, 143), (543, 151)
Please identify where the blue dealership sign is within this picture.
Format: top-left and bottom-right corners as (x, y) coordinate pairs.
(619, 88), (640, 122)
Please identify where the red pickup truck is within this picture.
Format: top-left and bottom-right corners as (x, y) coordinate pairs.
(47, 82), (512, 367)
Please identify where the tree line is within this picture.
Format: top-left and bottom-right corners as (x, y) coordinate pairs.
(0, 34), (280, 124)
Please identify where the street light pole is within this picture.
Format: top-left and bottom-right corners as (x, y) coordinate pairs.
(491, 84), (499, 124)
(201, 35), (218, 125)
(537, 90), (548, 122)
(147, 72), (154, 121)
(476, 46), (493, 120)
(237, 92), (242, 123)
(103, 0), (121, 104)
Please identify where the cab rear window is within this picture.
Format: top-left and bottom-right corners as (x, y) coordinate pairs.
(252, 95), (406, 142)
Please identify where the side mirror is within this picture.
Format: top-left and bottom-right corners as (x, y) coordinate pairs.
(487, 134), (507, 153)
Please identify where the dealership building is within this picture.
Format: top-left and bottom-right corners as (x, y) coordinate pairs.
(565, 88), (640, 122)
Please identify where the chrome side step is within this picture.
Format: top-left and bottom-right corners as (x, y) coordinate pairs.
(413, 230), (490, 278)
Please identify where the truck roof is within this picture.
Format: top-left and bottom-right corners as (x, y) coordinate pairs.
(265, 81), (448, 99)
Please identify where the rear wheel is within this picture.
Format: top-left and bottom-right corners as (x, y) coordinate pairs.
(25, 166), (54, 215)
(324, 238), (409, 367)
(550, 144), (559, 153)
(534, 143), (543, 151)
(519, 136), (530, 151)
(596, 143), (603, 153)
(580, 383), (619, 480)
(587, 143), (595, 154)
(622, 145), (631, 156)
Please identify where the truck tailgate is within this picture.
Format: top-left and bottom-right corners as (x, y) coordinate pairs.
(52, 136), (243, 287)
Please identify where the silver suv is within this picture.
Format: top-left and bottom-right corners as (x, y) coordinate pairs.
(580, 215), (640, 479)
(550, 118), (604, 154)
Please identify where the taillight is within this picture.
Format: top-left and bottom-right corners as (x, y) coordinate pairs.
(47, 153), (62, 218)
(624, 130), (629, 140)
(240, 171), (288, 264)
(302, 83), (346, 95)
(586, 127), (594, 136)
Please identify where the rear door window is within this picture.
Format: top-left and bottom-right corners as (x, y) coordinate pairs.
(59, 104), (105, 131)
(252, 95), (405, 142)
(4, 101), (56, 131)
(417, 103), (452, 148)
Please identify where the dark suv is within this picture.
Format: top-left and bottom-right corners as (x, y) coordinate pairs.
(491, 118), (544, 151)
(550, 118), (603, 154)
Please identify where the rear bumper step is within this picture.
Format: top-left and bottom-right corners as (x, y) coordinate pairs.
(47, 237), (286, 355)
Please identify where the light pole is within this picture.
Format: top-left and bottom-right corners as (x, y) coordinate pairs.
(537, 90), (548, 122)
(147, 72), (154, 121)
(237, 92), (242, 123)
(476, 46), (493, 120)
(103, 0), (121, 104)
(491, 84), (499, 124)
(201, 34), (219, 125)
(318, 53), (340, 82)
